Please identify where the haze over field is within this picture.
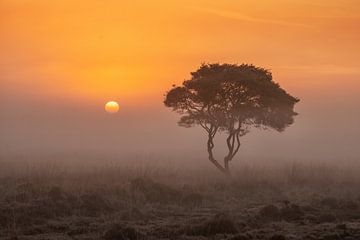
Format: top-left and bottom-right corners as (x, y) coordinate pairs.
(1, 0), (360, 162)
(2, 2), (360, 240)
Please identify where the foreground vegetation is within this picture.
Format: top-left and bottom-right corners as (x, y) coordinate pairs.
(1, 158), (360, 240)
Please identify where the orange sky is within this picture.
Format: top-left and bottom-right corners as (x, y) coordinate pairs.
(1, 0), (360, 161)
(1, 0), (360, 107)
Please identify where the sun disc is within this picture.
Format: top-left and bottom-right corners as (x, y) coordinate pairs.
(105, 101), (119, 113)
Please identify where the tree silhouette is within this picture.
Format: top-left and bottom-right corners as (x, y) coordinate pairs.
(164, 63), (300, 174)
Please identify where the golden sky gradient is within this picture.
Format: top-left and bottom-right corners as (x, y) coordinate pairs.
(1, 0), (360, 160)
(1, 0), (360, 106)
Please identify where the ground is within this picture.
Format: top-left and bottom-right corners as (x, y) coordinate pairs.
(1, 160), (360, 240)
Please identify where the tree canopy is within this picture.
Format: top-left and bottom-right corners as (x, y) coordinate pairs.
(164, 63), (299, 174)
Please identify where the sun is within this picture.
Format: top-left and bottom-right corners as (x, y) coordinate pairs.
(105, 101), (119, 113)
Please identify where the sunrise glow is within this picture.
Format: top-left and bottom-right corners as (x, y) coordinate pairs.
(2, 0), (359, 106)
(105, 101), (119, 114)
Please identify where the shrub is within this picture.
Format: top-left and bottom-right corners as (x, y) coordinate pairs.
(185, 213), (238, 236)
(341, 200), (358, 210)
(318, 213), (337, 223)
(269, 235), (286, 240)
(229, 234), (252, 240)
(47, 186), (64, 202)
(280, 204), (304, 221)
(103, 224), (143, 240)
(180, 191), (203, 207)
(259, 205), (280, 220)
(130, 178), (181, 204)
(80, 192), (112, 216)
(320, 197), (339, 209)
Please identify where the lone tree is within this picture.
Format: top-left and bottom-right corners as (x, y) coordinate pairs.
(164, 63), (299, 174)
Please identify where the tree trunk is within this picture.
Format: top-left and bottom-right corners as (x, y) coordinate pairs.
(205, 125), (240, 176)
(207, 134), (227, 174)
(224, 157), (231, 175)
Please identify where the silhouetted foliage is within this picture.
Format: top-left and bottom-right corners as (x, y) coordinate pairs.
(164, 63), (299, 174)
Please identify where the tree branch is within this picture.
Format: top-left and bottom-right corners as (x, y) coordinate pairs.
(230, 132), (241, 159)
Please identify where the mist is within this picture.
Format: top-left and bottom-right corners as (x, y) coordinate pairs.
(2, 1), (360, 239)
(1, 71), (359, 165)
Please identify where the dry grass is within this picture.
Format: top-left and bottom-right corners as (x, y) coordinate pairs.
(0, 157), (360, 239)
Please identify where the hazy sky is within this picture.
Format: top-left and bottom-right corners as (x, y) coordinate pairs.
(1, 0), (360, 163)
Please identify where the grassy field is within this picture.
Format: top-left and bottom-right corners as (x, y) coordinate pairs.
(1, 157), (360, 240)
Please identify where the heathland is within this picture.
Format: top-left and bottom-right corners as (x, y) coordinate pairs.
(1, 156), (360, 240)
